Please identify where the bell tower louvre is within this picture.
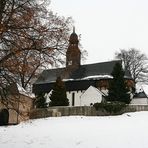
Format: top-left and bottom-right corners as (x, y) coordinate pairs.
(66, 27), (81, 68)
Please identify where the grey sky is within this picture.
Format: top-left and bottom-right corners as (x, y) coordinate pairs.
(50, 0), (148, 64)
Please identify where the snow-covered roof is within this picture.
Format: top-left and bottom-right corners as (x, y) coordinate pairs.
(63, 75), (113, 81)
(63, 79), (74, 81)
(81, 75), (113, 80)
(34, 60), (131, 85)
(33, 60), (133, 94)
(17, 84), (35, 98)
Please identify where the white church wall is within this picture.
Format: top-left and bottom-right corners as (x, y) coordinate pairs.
(67, 90), (85, 106)
(45, 90), (84, 107)
(45, 87), (105, 107)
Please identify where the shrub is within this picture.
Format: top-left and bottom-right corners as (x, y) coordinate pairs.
(93, 102), (104, 111)
(93, 101), (126, 114)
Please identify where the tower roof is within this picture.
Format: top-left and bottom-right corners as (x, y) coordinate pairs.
(69, 27), (79, 44)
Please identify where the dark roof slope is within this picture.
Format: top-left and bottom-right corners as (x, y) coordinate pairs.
(33, 80), (97, 94)
(35, 68), (65, 84)
(34, 60), (132, 85)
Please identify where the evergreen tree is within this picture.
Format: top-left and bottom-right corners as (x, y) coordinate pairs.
(35, 93), (47, 108)
(107, 62), (131, 104)
(49, 77), (69, 106)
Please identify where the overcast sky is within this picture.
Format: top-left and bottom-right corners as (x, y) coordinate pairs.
(50, 0), (148, 64)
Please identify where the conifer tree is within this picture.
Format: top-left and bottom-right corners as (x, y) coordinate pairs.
(35, 93), (47, 108)
(107, 62), (131, 104)
(49, 77), (69, 106)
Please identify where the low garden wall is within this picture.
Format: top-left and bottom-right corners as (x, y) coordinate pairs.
(30, 106), (97, 119)
(128, 105), (148, 111)
(29, 105), (148, 119)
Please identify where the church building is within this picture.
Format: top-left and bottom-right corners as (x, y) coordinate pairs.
(33, 29), (134, 106)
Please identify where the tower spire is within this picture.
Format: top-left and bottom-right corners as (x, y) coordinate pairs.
(66, 28), (81, 67)
(73, 26), (75, 33)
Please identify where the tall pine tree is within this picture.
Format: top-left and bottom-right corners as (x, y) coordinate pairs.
(35, 93), (47, 108)
(107, 62), (131, 104)
(49, 77), (69, 106)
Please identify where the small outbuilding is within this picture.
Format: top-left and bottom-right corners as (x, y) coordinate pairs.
(0, 83), (34, 124)
(130, 91), (148, 105)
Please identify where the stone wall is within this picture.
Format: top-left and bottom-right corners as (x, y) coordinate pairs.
(29, 105), (148, 119)
(128, 105), (148, 111)
(30, 106), (97, 119)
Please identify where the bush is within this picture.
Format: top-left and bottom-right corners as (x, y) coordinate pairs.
(93, 102), (104, 111)
(93, 101), (126, 114)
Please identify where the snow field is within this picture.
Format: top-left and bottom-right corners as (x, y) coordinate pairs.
(0, 111), (148, 148)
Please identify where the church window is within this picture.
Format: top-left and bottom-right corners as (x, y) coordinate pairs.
(68, 60), (72, 65)
(72, 92), (75, 106)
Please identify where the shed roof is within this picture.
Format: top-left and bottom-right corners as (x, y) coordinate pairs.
(134, 91), (148, 99)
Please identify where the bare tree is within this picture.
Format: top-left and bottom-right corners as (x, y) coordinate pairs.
(0, 0), (72, 113)
(0, 1), (72, 80)
(115, 48), (148, 85)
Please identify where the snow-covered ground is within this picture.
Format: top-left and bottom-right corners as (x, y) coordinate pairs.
(1, 111), (148, 148)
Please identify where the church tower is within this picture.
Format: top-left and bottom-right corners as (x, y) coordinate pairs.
(66, 27), (81, 68)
